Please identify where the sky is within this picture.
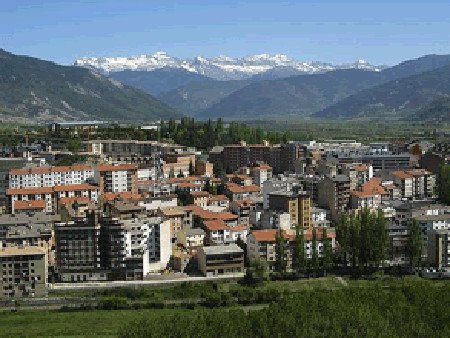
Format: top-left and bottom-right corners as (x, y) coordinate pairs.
(1, 0), (449, 66)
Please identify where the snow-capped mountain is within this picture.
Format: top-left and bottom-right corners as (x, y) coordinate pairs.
(75, 52), (385, 80)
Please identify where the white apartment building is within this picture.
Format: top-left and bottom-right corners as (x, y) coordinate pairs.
(8, 165), (94, 189)
(96, 164), (138, 196)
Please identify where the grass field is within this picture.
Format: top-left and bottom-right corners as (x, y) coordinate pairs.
(0, 276), (446, 337)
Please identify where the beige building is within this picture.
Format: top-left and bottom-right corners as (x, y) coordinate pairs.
(0, 247), (47, 299)
(197, 244), (244, 276)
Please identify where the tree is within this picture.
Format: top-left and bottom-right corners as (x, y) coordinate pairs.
(322, 227), (333, 274)
(189, 161), (195, 175)
(293, 226), (306, 274)
(244, 259), (268, 285)
(274, 230), (287, 274)
(406, 219), (422, 271)
(310, 228), (319, 275)
(66, 138), (81, 152)
(439, 164), (450, 204)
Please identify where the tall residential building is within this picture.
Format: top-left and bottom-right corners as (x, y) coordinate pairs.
(54, 212), (105, 282)
(392, 169), (436, 200)
(96, 164), (138, 198)
(0, 247), (48, 299)
(318, 175), (351, 221)
(268, 191), (312, 228)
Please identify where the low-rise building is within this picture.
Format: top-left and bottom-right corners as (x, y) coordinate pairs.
(197, 244), (244, 277)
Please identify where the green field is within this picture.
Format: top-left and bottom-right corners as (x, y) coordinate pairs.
(1, 276), (448, 337)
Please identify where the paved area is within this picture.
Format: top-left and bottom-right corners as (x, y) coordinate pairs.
(50, 273), (245, 290)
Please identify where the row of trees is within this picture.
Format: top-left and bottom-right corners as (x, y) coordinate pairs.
(157, 118), (289, 149)
(336, 209), (424, 275)
(273, 226), (333, 276)
(335, 209), (388, 275)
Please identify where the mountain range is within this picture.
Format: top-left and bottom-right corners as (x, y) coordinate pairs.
(78, 52), (450, 120)
(75, 52), (385, 81)
(1, 49), (450, 123)
(0, 49), (180, 123)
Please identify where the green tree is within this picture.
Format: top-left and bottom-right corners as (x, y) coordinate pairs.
(406, 219), (423, 271)
(322, 227), (333, 274)
(66, 138), (81, 152)
(274, 230), (287, 274)
(439, 164), (450, 204)
(293, 225), (306, 274)
(244, 259), (268, 285)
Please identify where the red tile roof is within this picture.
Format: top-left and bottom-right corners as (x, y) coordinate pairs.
(14, 200), (46, 210)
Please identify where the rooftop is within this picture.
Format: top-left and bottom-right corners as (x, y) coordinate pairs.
(201, 244), (243, 256)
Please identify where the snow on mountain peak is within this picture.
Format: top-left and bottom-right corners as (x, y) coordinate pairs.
(75, 52), (384, 80)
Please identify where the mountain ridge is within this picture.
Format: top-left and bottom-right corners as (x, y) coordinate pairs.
(0, 49), (181, 123)
(75, 51), (385, 81)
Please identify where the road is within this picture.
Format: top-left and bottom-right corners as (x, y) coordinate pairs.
(49, 273), (245, 291)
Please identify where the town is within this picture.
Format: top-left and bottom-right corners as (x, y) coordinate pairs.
(0, 119), (448, 300)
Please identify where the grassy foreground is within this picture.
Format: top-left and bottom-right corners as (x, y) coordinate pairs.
(0, 276), (448, 337)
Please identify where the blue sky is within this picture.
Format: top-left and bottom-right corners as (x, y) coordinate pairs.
(1, 0), (449, 65)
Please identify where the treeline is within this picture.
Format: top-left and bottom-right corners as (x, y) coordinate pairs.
(119, 281), (450, 337)
(157, 118), (289, 149)
(335, 209), (423, 275)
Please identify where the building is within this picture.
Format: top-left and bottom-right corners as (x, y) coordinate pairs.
(83, 139), (187, 158)
(195, 160), (214, 177)
(177, 228), (205, 251)
(197, 244), (244, 276)
(268, 191), (312, 227)
(427, 228), (450, 268)
(318, 175), (351, 221)
(54, 212), (106, 282)
(249, 162), (273, 187)
(101, 215), (172, 279)
(203, 220), (248, 246)
(49, 121), (106, 136)
(7, 184), (99, 214)
(225, 183), (260, 201)
(340, 163), (373, 191)
(96, 164), (138, 198)
(8, 165), (95, 189)
(392, 169), (436, 200)
(158, 206), (192, 241)
(0, 247), (47, 299)
(262, 176), (302, 209)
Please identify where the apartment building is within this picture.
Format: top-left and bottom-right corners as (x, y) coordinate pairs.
(101, 215), (172, 279)
(197, 244), (244, 277)
(83, 139), (187, 157)
(262, 176), (302, 209)
(7, 184), (99, 214)
(225, 183), (260, 201)
(318, 175), (351, 221)
(96, 164), (138, 198)
(392, 169), (436, 200)
(249, 162), (273, 187)
(54, 212), (106, 282)
(158, 206), (193, 241)
(340, 163), (373, 190)
(203, 219), (248, 246)
(0, 247), (47, 299)
(268, 191), (312, 227)
(8, 165), (94, 189)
